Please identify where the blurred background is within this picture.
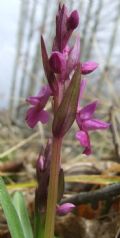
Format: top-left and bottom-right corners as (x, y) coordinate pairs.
(0, 0), (120, 165)
(0, 1), (120, 237)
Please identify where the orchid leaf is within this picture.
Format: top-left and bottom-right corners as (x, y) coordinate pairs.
(12, 192), (33, 238)
(53, 66), (81, 137)
(0, 177), (25, 238)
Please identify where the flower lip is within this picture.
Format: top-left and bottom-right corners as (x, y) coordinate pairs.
(26, 108), (50, 128)
(75, 130), (91, 155)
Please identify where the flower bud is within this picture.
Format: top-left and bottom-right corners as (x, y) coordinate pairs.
(57, 203), (75, 215)
(35, 141), (51, 212)
(37, 155), (44, 171)
(67, 10), (79, 30)
(81, 61), (98, 75)
(49, 52), (66, 74)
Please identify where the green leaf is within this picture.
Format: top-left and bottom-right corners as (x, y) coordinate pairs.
(12, 192), (33, 238)
(0, 177), (25, 238)
(53, 66), (81, 137)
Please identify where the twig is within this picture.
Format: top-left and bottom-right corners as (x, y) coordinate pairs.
(0, 132), (40, 159)
(61, 183), (120, 205)
(109, 106), (120, 161)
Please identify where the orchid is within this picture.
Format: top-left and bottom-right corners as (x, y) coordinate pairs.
(0, 4), (111, 238)
(25, 4), (110, 238)
(26, 85), (52, 128)
(76, 99), (110, 155)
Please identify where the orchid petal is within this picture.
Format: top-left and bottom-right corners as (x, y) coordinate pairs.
(26, 85), (52, 107)
(67, 36), (80, 74)
(26, 107), (40, 128)
(79, 79), (86, 99)
(82, 119), (110, 131)
(26, 96), (41, 106)
(38, 110), (50, 124)
(26, 84), (51, 128)
(76, 131), (92, 155)
(37, 85), (52, 98)
(57, 203), (75, 215)
(26, 107), (49, 128)
(81, 61), (98, 75)
(79, 101), (98, 120)
(76, 130), (90, 147)
(63, 45), (70, 59)
(83, 147), (92, 155)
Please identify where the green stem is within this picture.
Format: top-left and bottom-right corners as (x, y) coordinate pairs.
(44, 137), (62, 238)
(34, 208), (44, 238)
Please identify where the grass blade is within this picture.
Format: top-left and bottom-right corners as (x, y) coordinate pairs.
(0, 177), (25, 238)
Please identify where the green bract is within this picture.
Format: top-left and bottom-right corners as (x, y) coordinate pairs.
(52, 66), (81, 138)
